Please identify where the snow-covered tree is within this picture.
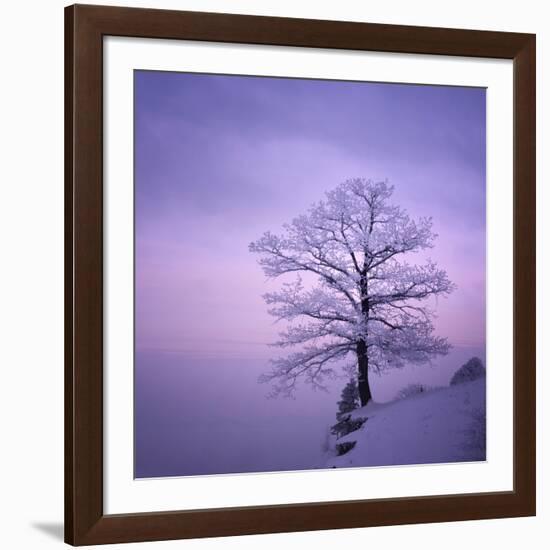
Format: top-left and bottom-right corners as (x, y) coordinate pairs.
(330, 379), (363, 439)
(249, 178), (454, 406)
(450, 357), (485, 386)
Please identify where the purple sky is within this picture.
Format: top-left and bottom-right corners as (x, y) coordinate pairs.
(134, 71), (486, 477)
(135, 71), (485, 354)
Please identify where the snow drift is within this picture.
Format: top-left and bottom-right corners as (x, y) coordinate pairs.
(324, 377), (486, 469)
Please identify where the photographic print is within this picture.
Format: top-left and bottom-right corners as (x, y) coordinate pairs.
(134, 71), (486, 479)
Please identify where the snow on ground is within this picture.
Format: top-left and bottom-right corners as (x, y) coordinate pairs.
(324, 377), (486, 469)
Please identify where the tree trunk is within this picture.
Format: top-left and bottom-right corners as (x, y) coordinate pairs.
(357, 266), (371, 407)
(356, 339), (372, 407)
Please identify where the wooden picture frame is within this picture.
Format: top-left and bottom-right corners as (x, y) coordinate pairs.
(65, 4), (536, 545)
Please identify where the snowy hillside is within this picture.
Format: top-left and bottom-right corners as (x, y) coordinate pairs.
(324, 377), (486, 469)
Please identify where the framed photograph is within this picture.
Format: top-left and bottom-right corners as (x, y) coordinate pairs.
(65, 4), (536, 545)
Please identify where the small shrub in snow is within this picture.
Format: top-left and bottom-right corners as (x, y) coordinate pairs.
(331, 379), (362, 438)
(335, 441), (356, 456)
(395, 383), (432, 401)
(340, 416), (367, 437)
(450, 357), (485, 386)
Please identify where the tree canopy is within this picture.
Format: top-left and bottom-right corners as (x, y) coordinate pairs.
(250, 178), (454, 404)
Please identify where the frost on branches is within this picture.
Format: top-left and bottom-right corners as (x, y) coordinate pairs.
(249, 178), (455, 406)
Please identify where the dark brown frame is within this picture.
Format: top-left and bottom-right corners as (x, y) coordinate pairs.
(65, 3), (536, 546)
